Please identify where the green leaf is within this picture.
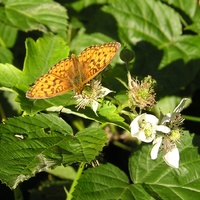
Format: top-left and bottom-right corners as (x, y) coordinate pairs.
(66, 0), (108, 12)
(122, 184), (155, 200)
(103, 0), (181, 46)
(0, 35), (70, 101)
(73, 163), (130, 200)
(163, 0), (200, 21)
(0, 63), (22, 88)
(0, 46), (13, 63)
(0, 13), (17, 64)
(129, 133), (200, 199)
(4, 0), (68, 38)
(103, 0), (200, 66)
(47, 165), (76, 180)
(73, 162), (156, 200)
(153, 96), (190, 117)
(186, 22), (200, 34)
(0, 21), (18, 48)
(19, 93), (73, 116)
(70, 32), (121, 56)
(160, 35), (200, 66)
(0, 113), (107, 189)
(23, 35), (70, 85)
(59, 101), (130, 131)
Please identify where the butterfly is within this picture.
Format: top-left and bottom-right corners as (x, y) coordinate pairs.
(26, 42), (121, 99)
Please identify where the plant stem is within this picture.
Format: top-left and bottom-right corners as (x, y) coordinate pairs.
(67, 162), (85, 200)
(0, 104), (6, 122)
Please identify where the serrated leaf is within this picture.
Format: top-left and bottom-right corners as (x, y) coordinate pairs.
(19, 92), (73, 116)
(0, 35), (70, 107)
(129, 133), (200, 199)
(73, 163), (130, 200)
(161, 35), (200, 66)
(0, 113), (107, 189)
(103, 0), (181, 46)
(4, 0), (68, 38)
(103, 0), (200, 66)
(73, 162), (156, 200)
(23, 35), (70, 84)
(59, 101), (130, 131)
(0, 113), (73, 135)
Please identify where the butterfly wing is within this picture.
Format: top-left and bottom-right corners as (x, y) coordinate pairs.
(78, 42), (121, 84)
(26, 42), (121, 98)
(26, 58), (75, 99)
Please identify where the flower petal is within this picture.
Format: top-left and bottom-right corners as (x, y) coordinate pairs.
(99, 87), (113, 97)
(160, 113), (171, 124)
(173, 98), (188, 114)
(130, 114), (158, 142)
(163, 147), (179, 168)
(142, 113), (159, 124)
(92, 100), (99, 116)
(130, 115), (141, 137)
(156, 125), (171, 133)
(151, 137), (162, 160)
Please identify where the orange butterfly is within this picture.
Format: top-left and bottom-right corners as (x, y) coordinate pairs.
(26, 42), (121, 99)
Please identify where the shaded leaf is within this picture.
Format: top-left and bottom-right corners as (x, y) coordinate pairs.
(103, 0), (200, 97)
(0, 113), (107, 189)
(163, 0), (200, 21)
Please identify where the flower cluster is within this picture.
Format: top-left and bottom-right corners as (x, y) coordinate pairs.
(130, 98), (188, 168)
(128, 76), (156, 110)
(73, 80), (112, 115)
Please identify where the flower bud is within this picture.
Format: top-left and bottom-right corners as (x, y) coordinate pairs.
(120, 47), (135, 63)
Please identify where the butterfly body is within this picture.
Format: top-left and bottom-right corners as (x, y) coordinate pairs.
(26, 42), (121, 99)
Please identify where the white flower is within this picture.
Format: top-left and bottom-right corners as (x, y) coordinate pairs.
(150, 136), (179, 168)
(163, 147), (179, 168)
(130, 113), (170, 143)
(150, 98), (188, 168)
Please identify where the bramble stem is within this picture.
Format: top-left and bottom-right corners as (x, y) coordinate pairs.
(67, 162), (85, 200)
